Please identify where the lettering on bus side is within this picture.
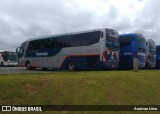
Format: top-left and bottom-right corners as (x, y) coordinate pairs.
(138, 52), (146, 56)
(124, 53), (132, 56)
(36, 52), (48, 56)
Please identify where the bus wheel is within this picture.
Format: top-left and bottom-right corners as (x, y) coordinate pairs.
(1, 62), (4, 67)
(67, 61), (76, 71)
(26, 61), (31, 70)
(42, 68), (47, 70)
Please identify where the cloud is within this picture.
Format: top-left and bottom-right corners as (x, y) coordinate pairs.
(0, 0), (160, 51)
(131, 0), (160, 42)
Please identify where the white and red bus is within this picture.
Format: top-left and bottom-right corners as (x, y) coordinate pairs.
(0, 51), (18, 67)
(16, 28), (119, 70)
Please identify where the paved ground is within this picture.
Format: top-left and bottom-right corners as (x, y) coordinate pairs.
(1, 67), (158, 74)
(0, 67), (54, 74)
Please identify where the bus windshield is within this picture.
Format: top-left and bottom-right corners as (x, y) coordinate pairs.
(138, 48), (146, 53)
(3, 52), (18, 62)
(106, 29), (119, 50)
(17, 41), (28, 58)
(149, 41), (156, 54)
(138, 34), (145, 44)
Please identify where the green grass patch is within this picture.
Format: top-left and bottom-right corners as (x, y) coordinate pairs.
(0, 70), (160, 113)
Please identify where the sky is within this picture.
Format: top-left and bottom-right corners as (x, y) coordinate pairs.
(0, 0), (160, 51)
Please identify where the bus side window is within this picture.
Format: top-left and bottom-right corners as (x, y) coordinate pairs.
(71, 31), (101, 47)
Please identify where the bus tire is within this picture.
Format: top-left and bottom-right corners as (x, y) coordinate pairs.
(26, 61), (32, 70)
(1, 62), (4, 67)
(67, 61), (76, 71)
(42, 68), (47, 70)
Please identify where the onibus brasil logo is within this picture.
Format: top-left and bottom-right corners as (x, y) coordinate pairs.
(1, 106), (42, 112)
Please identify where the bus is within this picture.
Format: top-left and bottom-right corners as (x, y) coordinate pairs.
(0, 51), (18, 67)
(146, 39), (156, 68)
(119, 33), (146, 69)
(156, 45), (160, 68)
(16, 28), (119, 70)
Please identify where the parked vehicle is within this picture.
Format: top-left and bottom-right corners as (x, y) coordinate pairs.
(16, 28), (119, 70)
(119, 33), (146, 69)
(156, 45), (160, 68)
(146, 39), (156, 68)
(0, 51), (18, 67)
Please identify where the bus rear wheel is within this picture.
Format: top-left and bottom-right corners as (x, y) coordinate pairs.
(42, 68), (47, 70)
(1, 62), (4, 67)
(26, 61), (32, 70)
(67, 61), (76, 71)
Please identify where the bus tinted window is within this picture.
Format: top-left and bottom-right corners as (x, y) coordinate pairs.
(57, 35), (71, 47)
(156, 46), (160, 54)
(28, 40), (42, 50)
(43, 38), (53, 49)
(149, 41), (155, 50)
(138, 34), (145, 44)
(18, 42), (28, 58)
(2, 52), (18, 62)
(138, 48), (145, 53)
(42, 38), (59, 49)
(106, 29), (119, 50)
(149, 41), (156, 54)
(27, 31), (101, 50)
(3, 52), (7, 61)
(51, 31), (100, 48)
(119, 36), (132, 48)
(149, 41), (155, 48)
(71, 31), (101, 47)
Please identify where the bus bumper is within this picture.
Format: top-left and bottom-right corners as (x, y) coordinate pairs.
(98, 62), (119, 70)
(3, 63), (18, 67)
(138, 63), (145, 68)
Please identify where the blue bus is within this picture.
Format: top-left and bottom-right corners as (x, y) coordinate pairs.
(146, 39), (156, 68)
(16, 28), (119, 70)
(156, 45), (160, 68)
(119, 33), (146, 69)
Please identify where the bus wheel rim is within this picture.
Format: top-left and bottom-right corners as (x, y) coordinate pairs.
(68, 62), (75, 70)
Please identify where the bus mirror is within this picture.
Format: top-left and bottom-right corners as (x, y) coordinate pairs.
(16, 47), (21, 58)
(16, 47), (20, 53)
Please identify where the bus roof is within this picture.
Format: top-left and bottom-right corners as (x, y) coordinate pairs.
(119, 33), (144, 37)
(119, 33), (146, 41)
(25, 28), (116, 42)
(147, 39), (155, 43)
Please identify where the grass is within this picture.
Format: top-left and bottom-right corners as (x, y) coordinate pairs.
(0, 70), (160, 114)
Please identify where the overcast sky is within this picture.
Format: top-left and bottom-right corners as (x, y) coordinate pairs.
(0, 0), (160, 51)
